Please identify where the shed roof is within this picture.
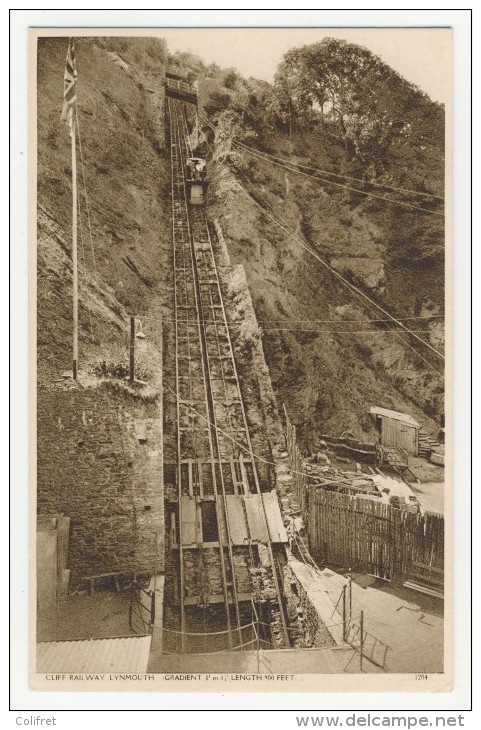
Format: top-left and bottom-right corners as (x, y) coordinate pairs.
(370, 407), (420, 428)
(36, 636), (151, 673)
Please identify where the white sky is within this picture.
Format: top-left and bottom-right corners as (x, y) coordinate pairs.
(157, 28), (451, 105)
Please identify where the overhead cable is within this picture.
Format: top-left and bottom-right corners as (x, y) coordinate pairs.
(234, 140), (444, 217)
(233, 138), (445, 201)
(232, 172), (444, 372)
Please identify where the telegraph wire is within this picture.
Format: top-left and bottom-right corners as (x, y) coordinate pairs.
(231, 170), (444, 374)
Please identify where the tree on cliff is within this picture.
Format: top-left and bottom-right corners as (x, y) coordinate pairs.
(273, 38), (444, 174)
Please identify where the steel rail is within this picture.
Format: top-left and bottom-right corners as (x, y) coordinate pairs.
(198, 220), (290, 648)
(170, 100), (237, 647)
(172, 101), (244, 643)
(176, 103), (290, 648)
(170, 98), (227, 646)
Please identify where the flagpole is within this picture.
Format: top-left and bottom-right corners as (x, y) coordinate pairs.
(71, 113), (78, 380)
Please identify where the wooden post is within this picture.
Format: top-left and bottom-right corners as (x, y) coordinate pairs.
(71, 117), (78, 380)
(360, 610), (364, 672)
(129, 316), (136, 383)
(349, 573), (352, 625)
(342, 584), (347, 642)
(251, 599), (260, 673)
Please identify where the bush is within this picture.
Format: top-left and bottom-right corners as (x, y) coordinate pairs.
(90, 359), (151, 382)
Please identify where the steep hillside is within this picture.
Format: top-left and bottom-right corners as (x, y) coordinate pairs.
(37, 36), (445, 451)
(194, 40), (445, 446)
(37, 37), (170, 384)
(208, 165), (443, 449)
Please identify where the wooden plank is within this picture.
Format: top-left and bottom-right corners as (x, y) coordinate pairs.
(244, 495), (269, 542)
(184, 592), (253, 606)
(403, 581), (444, 599)
(59, 569), (70, 602)
(197, 459), (203, 498)
(37, 528), (58, 615)
(225, 495), (249, 545)
(188, 460), (193, 498)
(230, 458), (239, 495)
(196, 502), (203, 544)
(238, 457), (248, 494)
(37, 516), (58, 531)
(411, 561), (444, 574)
(262, 492), (288, 543)
(180, 497), (197, 546)
(56, 516), (70, 578)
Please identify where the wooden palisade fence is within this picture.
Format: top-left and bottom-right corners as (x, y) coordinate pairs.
(283, 404), (307, 512)
(308, 487), (444, 589)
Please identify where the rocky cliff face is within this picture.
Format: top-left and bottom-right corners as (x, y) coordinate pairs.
(196, 49), (445, 449)
(37, 37), (170, 382)
(208, 158), (443, 449)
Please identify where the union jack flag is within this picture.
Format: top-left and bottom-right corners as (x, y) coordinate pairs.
(61, 38), (77, 131)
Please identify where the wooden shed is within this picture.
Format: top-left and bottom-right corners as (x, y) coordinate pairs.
(370, 407), (420, 456)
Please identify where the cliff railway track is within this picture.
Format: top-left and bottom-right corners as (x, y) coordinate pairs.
(163, 97), (291, 654)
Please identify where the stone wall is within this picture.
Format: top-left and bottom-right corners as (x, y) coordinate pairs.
(284, 558), (340, 648)
(37, 381), (164, 582)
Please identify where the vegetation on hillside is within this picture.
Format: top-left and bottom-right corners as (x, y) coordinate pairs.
(199, 38), (444, 270)
(37, 35), (445, 442)
(195, 38), (445, 439)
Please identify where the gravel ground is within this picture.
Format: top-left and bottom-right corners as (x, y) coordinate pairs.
(409, 455), (445, 483)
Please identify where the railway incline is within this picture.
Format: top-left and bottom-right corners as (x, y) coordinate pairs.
(162, 96), (294, 655)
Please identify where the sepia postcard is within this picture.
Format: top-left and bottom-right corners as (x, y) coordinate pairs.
(29, 25), (454, 694)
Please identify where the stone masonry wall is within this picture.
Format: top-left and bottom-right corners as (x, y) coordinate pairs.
(214, 219), (300, 514)
(284, 559), (339, 649)
(37, 381), (164, 581)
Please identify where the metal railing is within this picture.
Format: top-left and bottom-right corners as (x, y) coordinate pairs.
(129, 582), (154, 635)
